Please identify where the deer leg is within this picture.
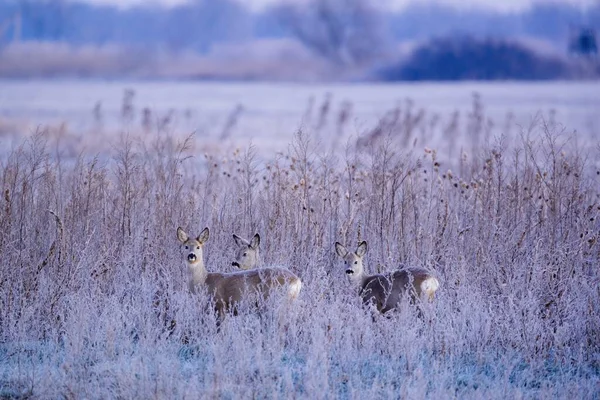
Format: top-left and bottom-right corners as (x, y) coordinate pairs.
(215, 305), (226, 332)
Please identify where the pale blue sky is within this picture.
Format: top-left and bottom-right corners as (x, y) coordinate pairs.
(83, 0), (597, 13)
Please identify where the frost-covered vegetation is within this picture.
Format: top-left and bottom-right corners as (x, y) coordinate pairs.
(0, 97), (599, 398)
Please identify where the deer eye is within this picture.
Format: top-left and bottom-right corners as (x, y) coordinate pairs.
(354, 261), (358, 265)
(243, 252), (247, 257)
(196, 246), (200, 250)
(184, 245), (189, 250)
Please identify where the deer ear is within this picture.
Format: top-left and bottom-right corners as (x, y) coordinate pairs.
(233, 234), (249, 247)
(250, 233), (260, 249)
(356, 241), (368, 257)
(335, 242), (348, 258)
(197, 227), (210, 244)
(177, 227), (188, 243)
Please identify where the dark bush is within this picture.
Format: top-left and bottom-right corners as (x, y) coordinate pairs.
(379, 36), (572, 81)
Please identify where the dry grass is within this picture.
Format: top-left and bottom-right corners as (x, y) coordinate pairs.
(0, 98), (599, 399)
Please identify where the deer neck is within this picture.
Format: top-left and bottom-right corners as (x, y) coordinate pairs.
(360, 273), (371, 288)
(355, 273), (375, 296)
(348, 270), (368, 289)
(188, 260), (208, 291)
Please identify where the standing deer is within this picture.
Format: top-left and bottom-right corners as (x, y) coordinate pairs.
(230, 234), (302, 296)
(177, 227), (302, 327)
(335, 241), (439, 314)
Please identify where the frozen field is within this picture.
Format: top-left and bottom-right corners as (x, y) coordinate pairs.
(0, 79), (599, 398)
(1, 79), (599, 159)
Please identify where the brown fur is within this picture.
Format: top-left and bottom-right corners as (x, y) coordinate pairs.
(335, 241), (439, 315)
(360, 268), (435, 313)
(204, 268), (301, 320)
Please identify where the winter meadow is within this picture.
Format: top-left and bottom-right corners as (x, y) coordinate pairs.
(0, 80), (598, 399)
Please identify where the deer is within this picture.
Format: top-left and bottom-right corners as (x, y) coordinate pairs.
(334, 241), (439, 315)
(230, 232), (302, 284)
(231, 233), (261, 270)
(177, 227), (302, 327)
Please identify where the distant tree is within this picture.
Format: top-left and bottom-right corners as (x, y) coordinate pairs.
(18, 0), (68, 41)
(569, 28), (598, 56)
(163, 0), (251, 53)
(0, 0), (250, 53)
(378, 36), (571, 81)
(274, 0), (389, 66)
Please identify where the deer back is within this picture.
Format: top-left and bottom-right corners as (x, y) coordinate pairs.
(360, 267), (438, 313)
(206, 268), (300, 310)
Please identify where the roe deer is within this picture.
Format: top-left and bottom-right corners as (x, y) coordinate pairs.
(177, 227), (302, 327)
(231, 233), (261, 270)
(335, 241), (439, 314)
(230, 232), (302, 291)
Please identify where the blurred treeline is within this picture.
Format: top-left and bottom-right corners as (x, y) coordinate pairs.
(0, 0), (599, 80)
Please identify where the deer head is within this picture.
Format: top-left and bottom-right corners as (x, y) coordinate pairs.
(231, 233), (260, 270)
(335, 241), (367, 285)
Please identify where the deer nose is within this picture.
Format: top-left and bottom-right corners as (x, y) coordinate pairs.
(232, 262), (240, 268)
(187, 253), (197, 262)
(345, 269), (354, 275)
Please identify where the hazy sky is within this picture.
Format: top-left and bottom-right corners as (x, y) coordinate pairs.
(84, 0), (597, 13)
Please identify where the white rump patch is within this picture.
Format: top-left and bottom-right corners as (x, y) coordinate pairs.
(288, 279), (302, 300)
(421, 276), (440, 296)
